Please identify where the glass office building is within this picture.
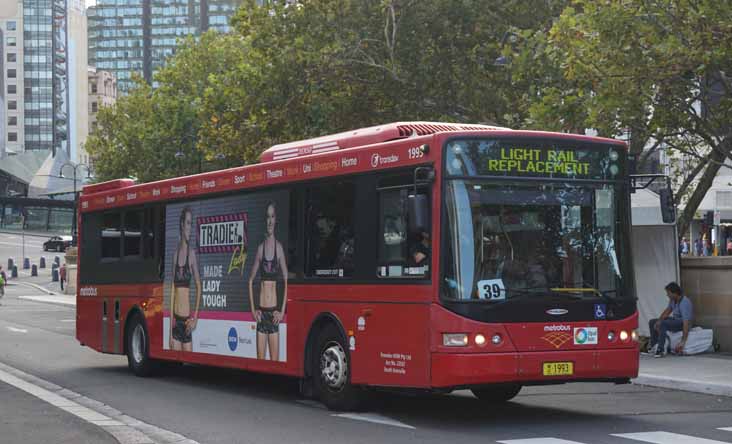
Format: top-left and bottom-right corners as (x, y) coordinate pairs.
(23, 0), (55, 152)
(89, 0), (242, 93)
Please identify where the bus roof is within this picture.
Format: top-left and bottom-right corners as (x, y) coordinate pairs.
(259, 121), (507, 162)
(80, 123), (626, 212)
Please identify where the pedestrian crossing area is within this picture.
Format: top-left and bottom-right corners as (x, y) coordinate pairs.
(498, 428), (732, 444)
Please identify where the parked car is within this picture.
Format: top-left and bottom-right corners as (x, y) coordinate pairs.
(43, 235), (73, 252)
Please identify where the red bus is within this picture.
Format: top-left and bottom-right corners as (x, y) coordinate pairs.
(76, 122), (639, 410)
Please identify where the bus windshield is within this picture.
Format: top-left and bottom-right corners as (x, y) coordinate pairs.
(442, 138), (630, 303)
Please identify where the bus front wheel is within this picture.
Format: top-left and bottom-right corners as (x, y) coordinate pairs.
(312, 324), (363, 411)
(471, 384), (522, 403)
(126, 313), (157, 377)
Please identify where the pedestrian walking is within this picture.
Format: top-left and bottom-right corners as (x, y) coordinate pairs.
(694, 235), (703, 256)
(0, 265), (6, 302)
(679, 237), (690, 255)
(60, 263), (66, 292)
(726, 238), (732, 255)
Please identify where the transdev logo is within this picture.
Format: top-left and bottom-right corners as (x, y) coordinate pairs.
(546, 308), (568, 316)
(228, 327), (238, 351)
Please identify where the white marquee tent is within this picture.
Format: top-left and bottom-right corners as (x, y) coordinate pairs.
(631, 188), (680, 336)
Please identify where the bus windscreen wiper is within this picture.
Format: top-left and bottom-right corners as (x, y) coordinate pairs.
(552, 282), (617, 304)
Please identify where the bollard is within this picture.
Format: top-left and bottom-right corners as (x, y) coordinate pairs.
(40, 257), (46, 269)
(52, 268), (59, 282)
(23, 257), (30, 270)
(31, 264), (38, 277)
(11, 265), (18, 278)
(7, 258), (13, 270)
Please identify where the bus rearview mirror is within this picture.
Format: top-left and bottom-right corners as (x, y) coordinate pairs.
(659, 187), (676, 224)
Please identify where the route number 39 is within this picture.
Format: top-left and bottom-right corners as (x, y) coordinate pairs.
(477, 279), (506, 300)
(408, 146), (424, 159)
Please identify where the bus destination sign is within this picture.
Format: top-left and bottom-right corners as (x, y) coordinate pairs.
(487, 147), (590, 176)
(446, 139), (623, 180)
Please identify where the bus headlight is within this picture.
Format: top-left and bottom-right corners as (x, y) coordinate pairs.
(491, 334), (503, 345)
(443, 333), (469, 347)
(608, 331), (616, 342)
(631, 329), (639, 342)
(619, 330), (629, 342)
(474, 334), (487, 346)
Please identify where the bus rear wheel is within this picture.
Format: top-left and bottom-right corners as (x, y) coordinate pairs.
(471, 384), (522, 403)
(126, 313), (157, 377)
(312, 324), (363, 411)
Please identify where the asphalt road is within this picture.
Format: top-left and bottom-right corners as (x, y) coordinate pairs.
(2, 275), (732, 443)
(0, 231), (51, 272)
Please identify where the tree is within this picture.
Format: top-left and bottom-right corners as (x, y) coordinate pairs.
(87, 0), (565, 181)
(522, 0), (732, 236)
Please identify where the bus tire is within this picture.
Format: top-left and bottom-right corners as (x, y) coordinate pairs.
(126, 313), (157, 377)
(312, 324), (363, 411)
(471, 384), (522, 403)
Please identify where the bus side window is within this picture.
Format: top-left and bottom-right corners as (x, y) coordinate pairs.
(123, 209), (143, 258)
(376, 174), (430, 279)
(305, 182), (355, 278)
(287, 190), (300, 279)
(101, 211), (121, 261)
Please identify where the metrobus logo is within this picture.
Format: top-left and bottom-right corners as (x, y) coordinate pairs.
(197, 212), (248, 254)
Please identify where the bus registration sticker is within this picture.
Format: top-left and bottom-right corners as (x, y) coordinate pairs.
(543, 362), (573, 376)
(477, 279), (506, 300)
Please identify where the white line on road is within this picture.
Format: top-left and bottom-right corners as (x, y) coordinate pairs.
(498, 438), (587, 444)
(719, 428), (732, 432)
(612, 431), (732, 443)
(6, 326), (28, 333)
(0, 361), (200, 444)
(0, 241), (44, 247)
(60, 319), (75, 323)
(333, 412), (416, 430)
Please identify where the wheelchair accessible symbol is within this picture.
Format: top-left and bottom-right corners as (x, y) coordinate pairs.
(594, 304), (607, 320)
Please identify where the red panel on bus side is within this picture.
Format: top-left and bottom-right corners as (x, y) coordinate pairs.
(301, 301), (431, 388)
(76, 297), (102, 351)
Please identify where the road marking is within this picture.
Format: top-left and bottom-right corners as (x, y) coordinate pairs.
(0, 241), (44, 247)
(60, 319), (76, 323)
(612, 431), (732, 444)
(498, 439), (587, 444)
(720, 428), (732, 432)
(0, 361), (200, 444)
(6, 326), (28, 333)
(333, 412), (416, 430)
(18, 295), (75, 306)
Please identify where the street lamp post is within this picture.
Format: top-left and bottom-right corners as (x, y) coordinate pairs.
(59, 162), (91, 242)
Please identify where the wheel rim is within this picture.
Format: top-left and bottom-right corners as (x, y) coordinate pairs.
(320, 341), (348, 391)
(132, 324), (145, 364)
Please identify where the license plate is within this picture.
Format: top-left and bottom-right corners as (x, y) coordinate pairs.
(543, 362), (573, 376)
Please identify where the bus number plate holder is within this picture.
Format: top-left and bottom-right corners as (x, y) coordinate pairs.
(543, 362), (573, 376)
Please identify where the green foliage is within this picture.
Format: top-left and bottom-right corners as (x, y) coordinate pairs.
(87, 0), (563, 182)
(524, 0), (732, 235)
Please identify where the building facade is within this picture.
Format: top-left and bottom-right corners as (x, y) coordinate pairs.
(85, 66), (116, 166)
(0, 0), (88, 160)
(88, 0), (242, 93)
(1, 0), (24, 157)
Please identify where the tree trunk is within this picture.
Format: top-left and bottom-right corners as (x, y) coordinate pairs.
(677, 137), (732, 237)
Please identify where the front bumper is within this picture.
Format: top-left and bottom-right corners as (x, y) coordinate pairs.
(431, 348), (639, 389)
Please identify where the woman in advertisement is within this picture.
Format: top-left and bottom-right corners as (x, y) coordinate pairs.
(169, 207), (202, 352)
(248, 201), (288, 361)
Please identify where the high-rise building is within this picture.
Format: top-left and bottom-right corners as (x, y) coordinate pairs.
(1, 0), (87, 159)
(1, 0), (24, 157)
(88, 0), (242, 93)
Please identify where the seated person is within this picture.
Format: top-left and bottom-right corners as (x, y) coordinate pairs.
(648, 282), (693, 357)
(411, 231), (431, 266)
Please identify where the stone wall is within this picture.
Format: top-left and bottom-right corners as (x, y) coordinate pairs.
(680, 256), (732, 352)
